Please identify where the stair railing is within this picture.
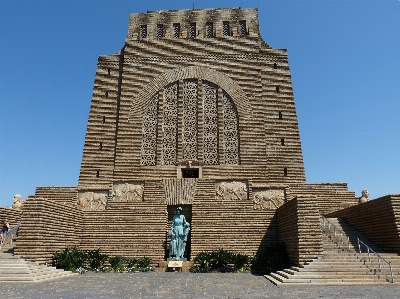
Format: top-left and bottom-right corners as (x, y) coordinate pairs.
(357, 238), (394, 283)
(320, 215), (351, 250)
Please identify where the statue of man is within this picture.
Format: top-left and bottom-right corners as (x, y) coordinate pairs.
(12, 194), (24, 209)
(359, 190), (370, 204)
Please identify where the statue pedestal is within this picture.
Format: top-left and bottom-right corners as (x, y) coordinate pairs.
(167, 260), (183, 272)
(158, 261), (193, 272)
(167, 257), (187, 262)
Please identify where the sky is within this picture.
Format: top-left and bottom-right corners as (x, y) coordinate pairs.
(0, 0), (399, 207)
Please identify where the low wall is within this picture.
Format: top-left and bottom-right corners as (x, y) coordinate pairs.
(0, 207), (22, 228)
(31, 186), (78, 206)
(276, 196), (323, 266)
(14, 197), (83, 264)
(326, 194), (400, 253)
(287, 183), (358, 215)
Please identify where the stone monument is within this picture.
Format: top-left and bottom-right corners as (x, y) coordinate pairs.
(11, 194), (24, 210)
(9, 8), (372, 268)
(168, 207), (190, 261)
(359, 190), (370, 204)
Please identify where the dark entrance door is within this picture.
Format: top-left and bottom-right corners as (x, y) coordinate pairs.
(182, 168), (199, 178)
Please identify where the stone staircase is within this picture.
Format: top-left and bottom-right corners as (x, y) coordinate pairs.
(0, 234), (78, 283)
(265, 217), (400, 285)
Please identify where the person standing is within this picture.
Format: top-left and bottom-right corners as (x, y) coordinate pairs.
(1, 219), (10, 244)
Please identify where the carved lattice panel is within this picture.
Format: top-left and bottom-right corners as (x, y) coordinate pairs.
(203, 81), (219, 165)
(222, 91), (240, 164)
(141, 94), (159, 165)
(162, 82), (178, 165)
(182, 79), (198, 160)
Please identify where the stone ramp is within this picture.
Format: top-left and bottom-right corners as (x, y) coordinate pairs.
(265, 217), (399, 285)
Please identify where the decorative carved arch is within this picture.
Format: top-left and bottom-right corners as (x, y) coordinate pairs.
(129, 66), (251, 121)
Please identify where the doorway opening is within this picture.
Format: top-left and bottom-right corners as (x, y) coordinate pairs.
(165, 204), (192, 261)
(182, 168), (199, 178)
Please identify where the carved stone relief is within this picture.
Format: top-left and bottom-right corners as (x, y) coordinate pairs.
(77, 191), (108, 211)
(112, 182), (144, 201)
(140, 80), (240, 166)
(216, 181), (248, 200)
(252, 189), (286, 210)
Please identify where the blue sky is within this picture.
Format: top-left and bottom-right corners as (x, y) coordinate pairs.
(1, 0), (399, 207)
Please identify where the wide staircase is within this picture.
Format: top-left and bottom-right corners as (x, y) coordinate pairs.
(265, 217), (400, 285)
(0, 229), (77, 283)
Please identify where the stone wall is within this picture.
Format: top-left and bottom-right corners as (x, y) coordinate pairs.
(0, 207), (22, 228)
(191, 180), (278, 257)
(276, 196), (323, 266)
(326, 194), (400, 253)
(79, 202), (167, 262)
(287, 183), (358, 215)
(31, 186), (78, 206)
(14, 198), (83, 264)
(78, 7), (306, 195)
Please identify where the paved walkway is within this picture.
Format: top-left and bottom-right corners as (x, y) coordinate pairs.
(2, 272), (400, 299)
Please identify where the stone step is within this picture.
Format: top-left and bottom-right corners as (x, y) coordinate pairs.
(0, 248), (78, 283)
(266, 217), (396, 285)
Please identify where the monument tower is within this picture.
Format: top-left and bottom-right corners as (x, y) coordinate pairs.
(10, 8), (369, 266)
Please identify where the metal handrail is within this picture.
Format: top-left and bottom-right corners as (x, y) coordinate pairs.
(320, 215), (394, 283)
(320, 215), (351, 250)
(357, 238), (394, 283)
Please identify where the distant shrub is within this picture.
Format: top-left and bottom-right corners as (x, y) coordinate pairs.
(190, 249), (250, 273)
(52, 246), (86, 272)
(109, 255), (126, 272)
(86, 249), (108, 270)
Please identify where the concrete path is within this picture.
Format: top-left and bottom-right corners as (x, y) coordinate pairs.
(2, 272), (399, 299)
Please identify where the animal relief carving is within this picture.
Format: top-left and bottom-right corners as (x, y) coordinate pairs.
(112, 183), (144, 201)
(216, 181), (248, 200)
(77, 192), (107, 211)
(253, 189), (286, 210)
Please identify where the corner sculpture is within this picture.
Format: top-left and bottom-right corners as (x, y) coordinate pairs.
(359, 189), (370, 204)
(168, 207), (190, 261)
(12, 194), (24, 210)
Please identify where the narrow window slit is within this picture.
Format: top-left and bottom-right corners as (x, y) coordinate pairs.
(189, 23), (196, 38)
(239, 20), (247, 36)
(157, 24), (164, 39)
(173, 23), (180, 38)
(206, 22), (213, 38)
(140, 25), (147, 38)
